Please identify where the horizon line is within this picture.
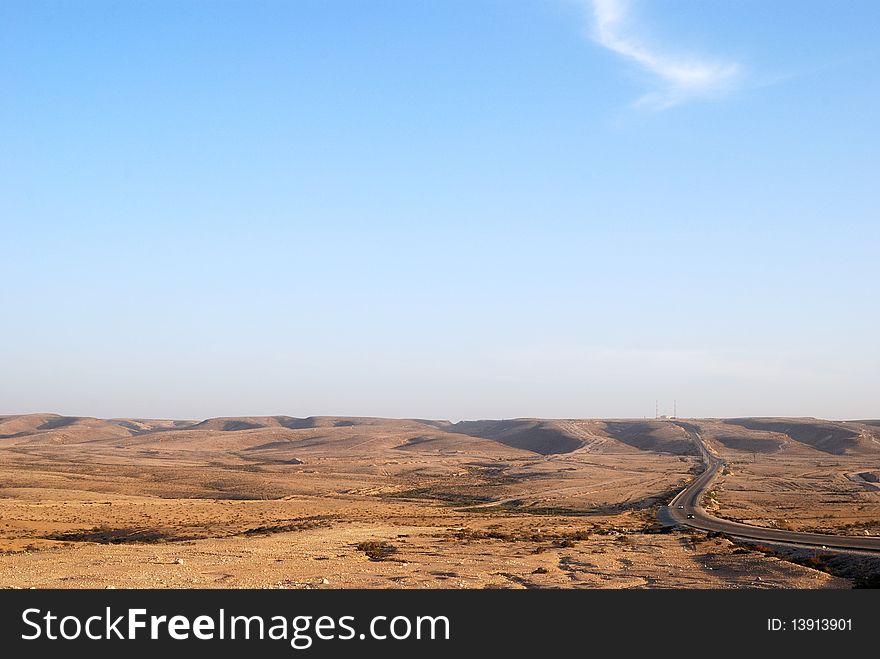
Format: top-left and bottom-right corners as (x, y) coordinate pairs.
(2, 411), (875, 423)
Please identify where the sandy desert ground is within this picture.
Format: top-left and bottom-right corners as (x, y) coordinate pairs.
(1, 413), (877, 589)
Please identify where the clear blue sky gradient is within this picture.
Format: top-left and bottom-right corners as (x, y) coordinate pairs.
(2, 1), (878, 420)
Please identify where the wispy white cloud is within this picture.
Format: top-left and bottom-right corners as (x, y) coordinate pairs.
(588, 0), (741, 109)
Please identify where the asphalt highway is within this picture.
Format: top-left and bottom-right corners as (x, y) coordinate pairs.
(660, 427), (880, 553)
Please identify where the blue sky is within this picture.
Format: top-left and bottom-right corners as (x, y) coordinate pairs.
(2, 0), (878, 420)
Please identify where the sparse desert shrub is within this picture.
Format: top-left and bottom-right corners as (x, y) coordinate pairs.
(242, 516), (328, 536)
(802, 554), (835, 570)
(531, 567), (549, 574)
(356, 540), (398, 561)
(45, 526), (175, 544)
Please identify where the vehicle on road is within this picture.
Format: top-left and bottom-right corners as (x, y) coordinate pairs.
(686, 514), (695, 519)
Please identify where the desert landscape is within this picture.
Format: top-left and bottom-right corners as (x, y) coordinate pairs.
(1, 413), (878, 589)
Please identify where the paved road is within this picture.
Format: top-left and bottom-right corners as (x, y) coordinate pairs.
(660, 427), (880, 553)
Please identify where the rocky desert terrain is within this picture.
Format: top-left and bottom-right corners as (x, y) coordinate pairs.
(1, 413), (877, 589)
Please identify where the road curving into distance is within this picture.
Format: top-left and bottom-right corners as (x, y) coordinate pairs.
(659, 425), (880, 553)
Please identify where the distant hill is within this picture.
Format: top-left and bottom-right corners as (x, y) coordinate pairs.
(599, 420), (699, 455)
(186, 416), (401, 432)
(1, 413), (876, 457)
(444, 419), (587, 455)
(724, 418), (872, 455)
(0, 414), (134, 443)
